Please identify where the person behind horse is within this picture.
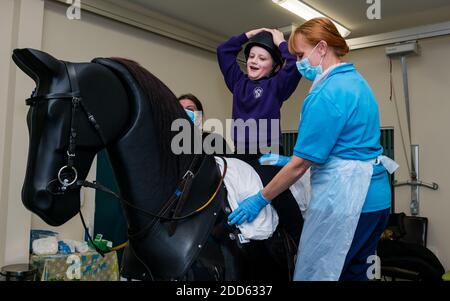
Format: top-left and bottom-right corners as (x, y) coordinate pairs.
(229, 17), (398, 281)
(178, 93), (231, 155)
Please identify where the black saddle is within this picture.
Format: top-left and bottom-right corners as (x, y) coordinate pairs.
(143, 154), (225, 279)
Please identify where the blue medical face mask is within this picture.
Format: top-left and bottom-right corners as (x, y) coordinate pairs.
(185, 109), (196, 123)
(296, 43), (324, 81)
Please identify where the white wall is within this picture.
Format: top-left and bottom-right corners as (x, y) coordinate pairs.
(0, 0), (15, 269)
(0, 0), (45, 267)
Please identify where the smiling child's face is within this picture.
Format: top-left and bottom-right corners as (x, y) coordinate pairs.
(246, 46), (274, 80)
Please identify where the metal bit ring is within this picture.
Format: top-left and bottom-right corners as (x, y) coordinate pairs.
(57, 165), (78, 187)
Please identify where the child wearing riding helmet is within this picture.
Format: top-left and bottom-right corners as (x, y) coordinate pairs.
(217, 28), (301, 163)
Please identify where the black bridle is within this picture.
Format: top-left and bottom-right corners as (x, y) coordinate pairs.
(25, 62), (227, 258)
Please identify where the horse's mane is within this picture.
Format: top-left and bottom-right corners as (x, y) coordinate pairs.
(110, 57), (194, 187)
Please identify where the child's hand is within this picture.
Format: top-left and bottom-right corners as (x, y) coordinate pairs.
(245, 28), (268, 39)
(264, 29), (285, 47)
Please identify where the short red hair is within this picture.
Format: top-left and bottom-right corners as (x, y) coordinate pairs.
(288, 17), (349, 57)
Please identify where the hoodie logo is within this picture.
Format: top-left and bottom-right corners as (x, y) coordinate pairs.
(253, 87), (263, 99)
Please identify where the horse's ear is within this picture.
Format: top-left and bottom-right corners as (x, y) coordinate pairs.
(12, 48), (64, 85)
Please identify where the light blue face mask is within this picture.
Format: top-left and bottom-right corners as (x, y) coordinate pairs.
(184, 109), (196, 123)
(296, 43), (324, 81)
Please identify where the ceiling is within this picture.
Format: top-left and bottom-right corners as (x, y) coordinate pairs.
(126, 0), (450, 39)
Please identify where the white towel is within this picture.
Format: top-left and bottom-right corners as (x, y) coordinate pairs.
(215, 157), (312, 240)
(215, 157), (279, 240)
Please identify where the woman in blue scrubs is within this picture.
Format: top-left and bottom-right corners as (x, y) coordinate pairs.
(228, 17), (398, 280)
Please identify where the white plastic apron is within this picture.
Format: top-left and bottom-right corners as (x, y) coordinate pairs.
(293, 156), (373, 281)
(293, 155), (398, 280)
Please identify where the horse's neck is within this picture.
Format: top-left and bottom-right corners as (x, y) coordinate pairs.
(106, 91), (170, 230)
(94, 58), (193, 233)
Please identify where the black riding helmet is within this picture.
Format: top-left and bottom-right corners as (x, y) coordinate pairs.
(244, 31), (284, 70)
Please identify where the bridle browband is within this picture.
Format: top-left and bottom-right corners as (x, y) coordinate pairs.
(26, 62), (227, 259)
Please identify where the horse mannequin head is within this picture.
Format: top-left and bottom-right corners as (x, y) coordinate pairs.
(13, 48), (129, 225)
(13, 49), (221, 279)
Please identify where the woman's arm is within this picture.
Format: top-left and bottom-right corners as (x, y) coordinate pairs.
(262, 155), (313, 200)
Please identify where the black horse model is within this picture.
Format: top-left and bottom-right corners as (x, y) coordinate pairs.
(12, 48), (302, 280)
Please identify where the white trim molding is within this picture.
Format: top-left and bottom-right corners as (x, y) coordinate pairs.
(347, 21), (450, 50)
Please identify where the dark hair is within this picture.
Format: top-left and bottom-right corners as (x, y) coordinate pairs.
(177, 93), (204, 112)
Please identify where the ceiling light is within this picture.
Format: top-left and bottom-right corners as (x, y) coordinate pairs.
(272, 0), (351, 38)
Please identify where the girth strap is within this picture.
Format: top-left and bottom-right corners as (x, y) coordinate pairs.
(167, 170), (195, 236)
(166, 154), (201, 236)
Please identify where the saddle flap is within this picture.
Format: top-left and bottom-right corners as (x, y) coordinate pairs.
(146, 155), (225, 278)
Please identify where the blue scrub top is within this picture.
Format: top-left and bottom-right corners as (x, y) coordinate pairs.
(293, 63), (390, 212)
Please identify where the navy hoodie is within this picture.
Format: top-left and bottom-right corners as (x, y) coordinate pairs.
(217, 33), (301, 153)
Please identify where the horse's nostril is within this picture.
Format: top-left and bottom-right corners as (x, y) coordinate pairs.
(46, 179), (66, 195)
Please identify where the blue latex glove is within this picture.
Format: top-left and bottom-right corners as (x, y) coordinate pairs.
(228, 191), (270, 225)
(259, 153), (291, 166)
